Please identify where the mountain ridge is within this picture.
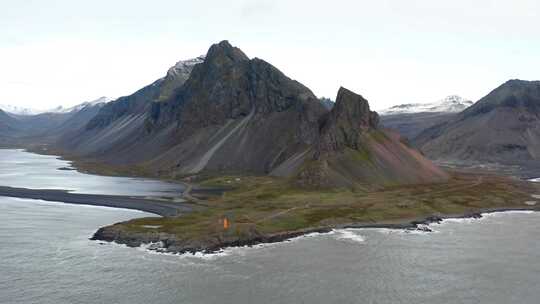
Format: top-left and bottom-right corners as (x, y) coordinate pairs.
(415, 79), (540, 171)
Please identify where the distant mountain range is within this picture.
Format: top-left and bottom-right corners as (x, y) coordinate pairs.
(0, 97), (113, 147)
(0, 104), (41, 116)
(0, 97), (112, 116)
(379, 95), (473, 140)
(379, 95), (473, 115)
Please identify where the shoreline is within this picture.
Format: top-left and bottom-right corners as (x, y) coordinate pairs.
(91, 206), (539, 255)
(0, 185), (193, 217)
(4, 148), (540, 256)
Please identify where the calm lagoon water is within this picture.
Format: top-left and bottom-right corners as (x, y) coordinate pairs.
(1, 149), (539, 304)
(0, 149), (183, 196)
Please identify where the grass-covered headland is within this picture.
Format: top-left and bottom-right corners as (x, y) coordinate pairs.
(92, 171), (540, 254)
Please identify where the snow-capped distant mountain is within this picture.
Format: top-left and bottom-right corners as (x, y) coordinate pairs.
(379, 95), (473, 115)
(53, 97), (113, 113)
(0, 97), (113, 116)
(0, 104), (42, 116)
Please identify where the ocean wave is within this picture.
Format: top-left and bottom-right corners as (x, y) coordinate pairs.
(371, 226), (435, 235)
(131, 230), (340, 260)
(334, 229), (366, 243)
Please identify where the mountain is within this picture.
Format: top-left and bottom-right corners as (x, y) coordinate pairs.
(0, 104), (42, 116)
(58, 55), (208, 162)
(0, 109), (20, 132)
(415, 80), (540, 169)
(379, 95), (473, 115)
(380, 95), (473, 141)
(292, 87), (449, 189)
(0, 97), (112, 147)
(0, 109), (22, 146)
(1, 97), (112, 118)
(57, 41), (447, 188)
(66, 41), (327, 172)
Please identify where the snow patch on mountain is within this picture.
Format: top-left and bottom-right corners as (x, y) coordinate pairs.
(166, 56), (205, 78)
(54, 97), (113, 113)
(379, 95), (473, 115)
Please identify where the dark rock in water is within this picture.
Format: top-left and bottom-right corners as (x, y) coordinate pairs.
(58, 167), (76, 171)
(470, 213), (483, 219)
(415, 226), (433, 233)
(425, 215), (444, 224)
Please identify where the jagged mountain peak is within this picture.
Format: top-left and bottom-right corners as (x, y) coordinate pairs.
(205, 40), (250, 65)
(317, 87), (380, 153)
(333, 87), (379, 128)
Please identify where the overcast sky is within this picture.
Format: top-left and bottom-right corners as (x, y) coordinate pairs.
(1, 0), (539, 110)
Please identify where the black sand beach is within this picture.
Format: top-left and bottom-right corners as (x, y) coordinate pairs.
(0, 186), (192, 217)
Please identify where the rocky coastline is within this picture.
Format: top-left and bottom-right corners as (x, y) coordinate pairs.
(91, 206), (539, 255)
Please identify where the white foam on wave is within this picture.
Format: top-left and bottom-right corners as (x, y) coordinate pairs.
(481, 210), (535, 219)
(334, 229), (366, 243)
(431, 211), (537, 228)
(131, 230), (339, 260)
(437, 217), (478, 225)
(372, 226), (436, 235)
(110, 211), (540, 259)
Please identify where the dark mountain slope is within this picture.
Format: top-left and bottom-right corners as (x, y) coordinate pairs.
(65, 41), (327, 175)
(0, 109), (21, 132)
(142, 41), (327, 174)
(59, 56), (203, 162)
(416, 80), (540, 167)
(0, 109), (21, 145)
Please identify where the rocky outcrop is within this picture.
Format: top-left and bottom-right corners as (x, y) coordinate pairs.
(317, 87), (379, 153)
(296, 87), (449, 189)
